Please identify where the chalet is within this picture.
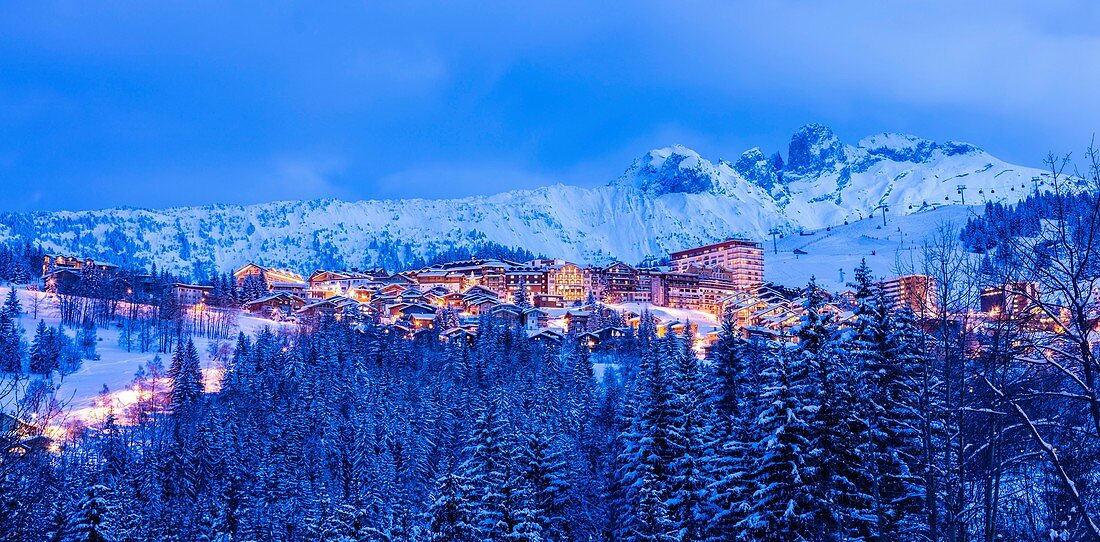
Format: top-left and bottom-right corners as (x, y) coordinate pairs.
(441, 327), (477, 344)
(533, 293), (564, 308)
(172, 283), (212, 307)
(42, 268), (82, 293)
(463, 285), (500, 300)
(377, 283), (409, 297)
(592, 326), (630, 342)
(535, 260), (587, 303)
(441, 292), (467, 309)
(528, 328), (564, 344)
(563, 310), (591, 334)
(754, 304), (802, 333)
(599, 262), (641, 303)
(399, 288), (427, 303)
(42, 254), (119, 276)
(422, 286), (452, 305)
(466, 296), (501, 315)
(307, 270), (377, 299)
(744, 325), (789, 342)
(407, 313), (437, 330)
(385, 323), (413, 338)
(490, 304), (525, 326)
(578, 331), (601, 348)
(523, 307), (550, 330)
(426, 259), (518, 295)
(297, 296), (364, 321)
(1, 412), (52, 456)
(423, 291), (447, 307)
(384, 302), (437, 324)
(242, 293), (307, 319)
(656, 321), (693, 337)
(413, 270), (468, 293)
(233, 263), (308, 295)
(345, 285), (374, 303)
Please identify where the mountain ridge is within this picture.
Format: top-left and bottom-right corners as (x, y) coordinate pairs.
(0, 124), (1065, 278)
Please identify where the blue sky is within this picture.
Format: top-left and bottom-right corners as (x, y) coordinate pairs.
(2, 1), (1098, 212)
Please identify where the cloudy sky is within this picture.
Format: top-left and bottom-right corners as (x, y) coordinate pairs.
(2, 1), (1098, 212)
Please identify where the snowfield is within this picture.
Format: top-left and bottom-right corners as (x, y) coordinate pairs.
(766, 205), (978, 291)
(0, 286), (293, 426)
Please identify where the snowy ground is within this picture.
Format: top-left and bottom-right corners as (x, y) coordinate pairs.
(764, 205), (980, 291)
(0, 286), (293, 425)
(542, 303), (720, 336)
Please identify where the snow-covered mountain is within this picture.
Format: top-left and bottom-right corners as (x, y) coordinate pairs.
(0, 124), (1064, 277)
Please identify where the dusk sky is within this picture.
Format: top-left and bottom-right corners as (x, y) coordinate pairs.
(2, 1), (1099, 212)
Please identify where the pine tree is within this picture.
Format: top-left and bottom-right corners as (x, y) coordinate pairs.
(427, 470), (479, 542)
(739, 347), (816, 542)
(704, 313), (756, 541)
(169, 338), (204, 416)
(30, 319), (59, 374)
(514, 281), (531, 308)
(3, 287), (21, 318)
(667, 332), (713, 542)
(0, 310), (25, 373)
(849, 264), (923, 539)
(616, 335), (680, 540)
(800, 276), (874, 540)
(62, 484), (115, 542)
(522, 428), (571, 542)
(460, 393), (513, 539)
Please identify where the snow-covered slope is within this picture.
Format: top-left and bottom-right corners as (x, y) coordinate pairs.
(0, 124), (1065, 276)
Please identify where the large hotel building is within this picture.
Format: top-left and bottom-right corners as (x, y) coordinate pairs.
(669, 239), (765, 292)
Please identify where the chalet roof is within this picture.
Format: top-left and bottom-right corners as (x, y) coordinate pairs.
(594, 326), (630, 334)
(463, 285), (499, 297)
(48, 255), (120, 269)
(528, 328), (564, 341)
(269, 281), (309, 289)
(469, 296), (501, 307)
(578, 331), (601, 341)
(385, 273), (418, 285)
(441, 327), (477, 340)
(243, 293), (305, 307)
(528, 327), (563, 338)
(307, 270), (375, 283)
(171, 283), (213, 290)
(298, 295), (362, 311)
(234, 263), (304, 282)
(308, 270), (350, 282)
(491, 304), (523, 316)
(603, 261), (637, 273)
(528, 259), (580, 270)
(426, 258), (523, 272)
(399, 302), (437, 315)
